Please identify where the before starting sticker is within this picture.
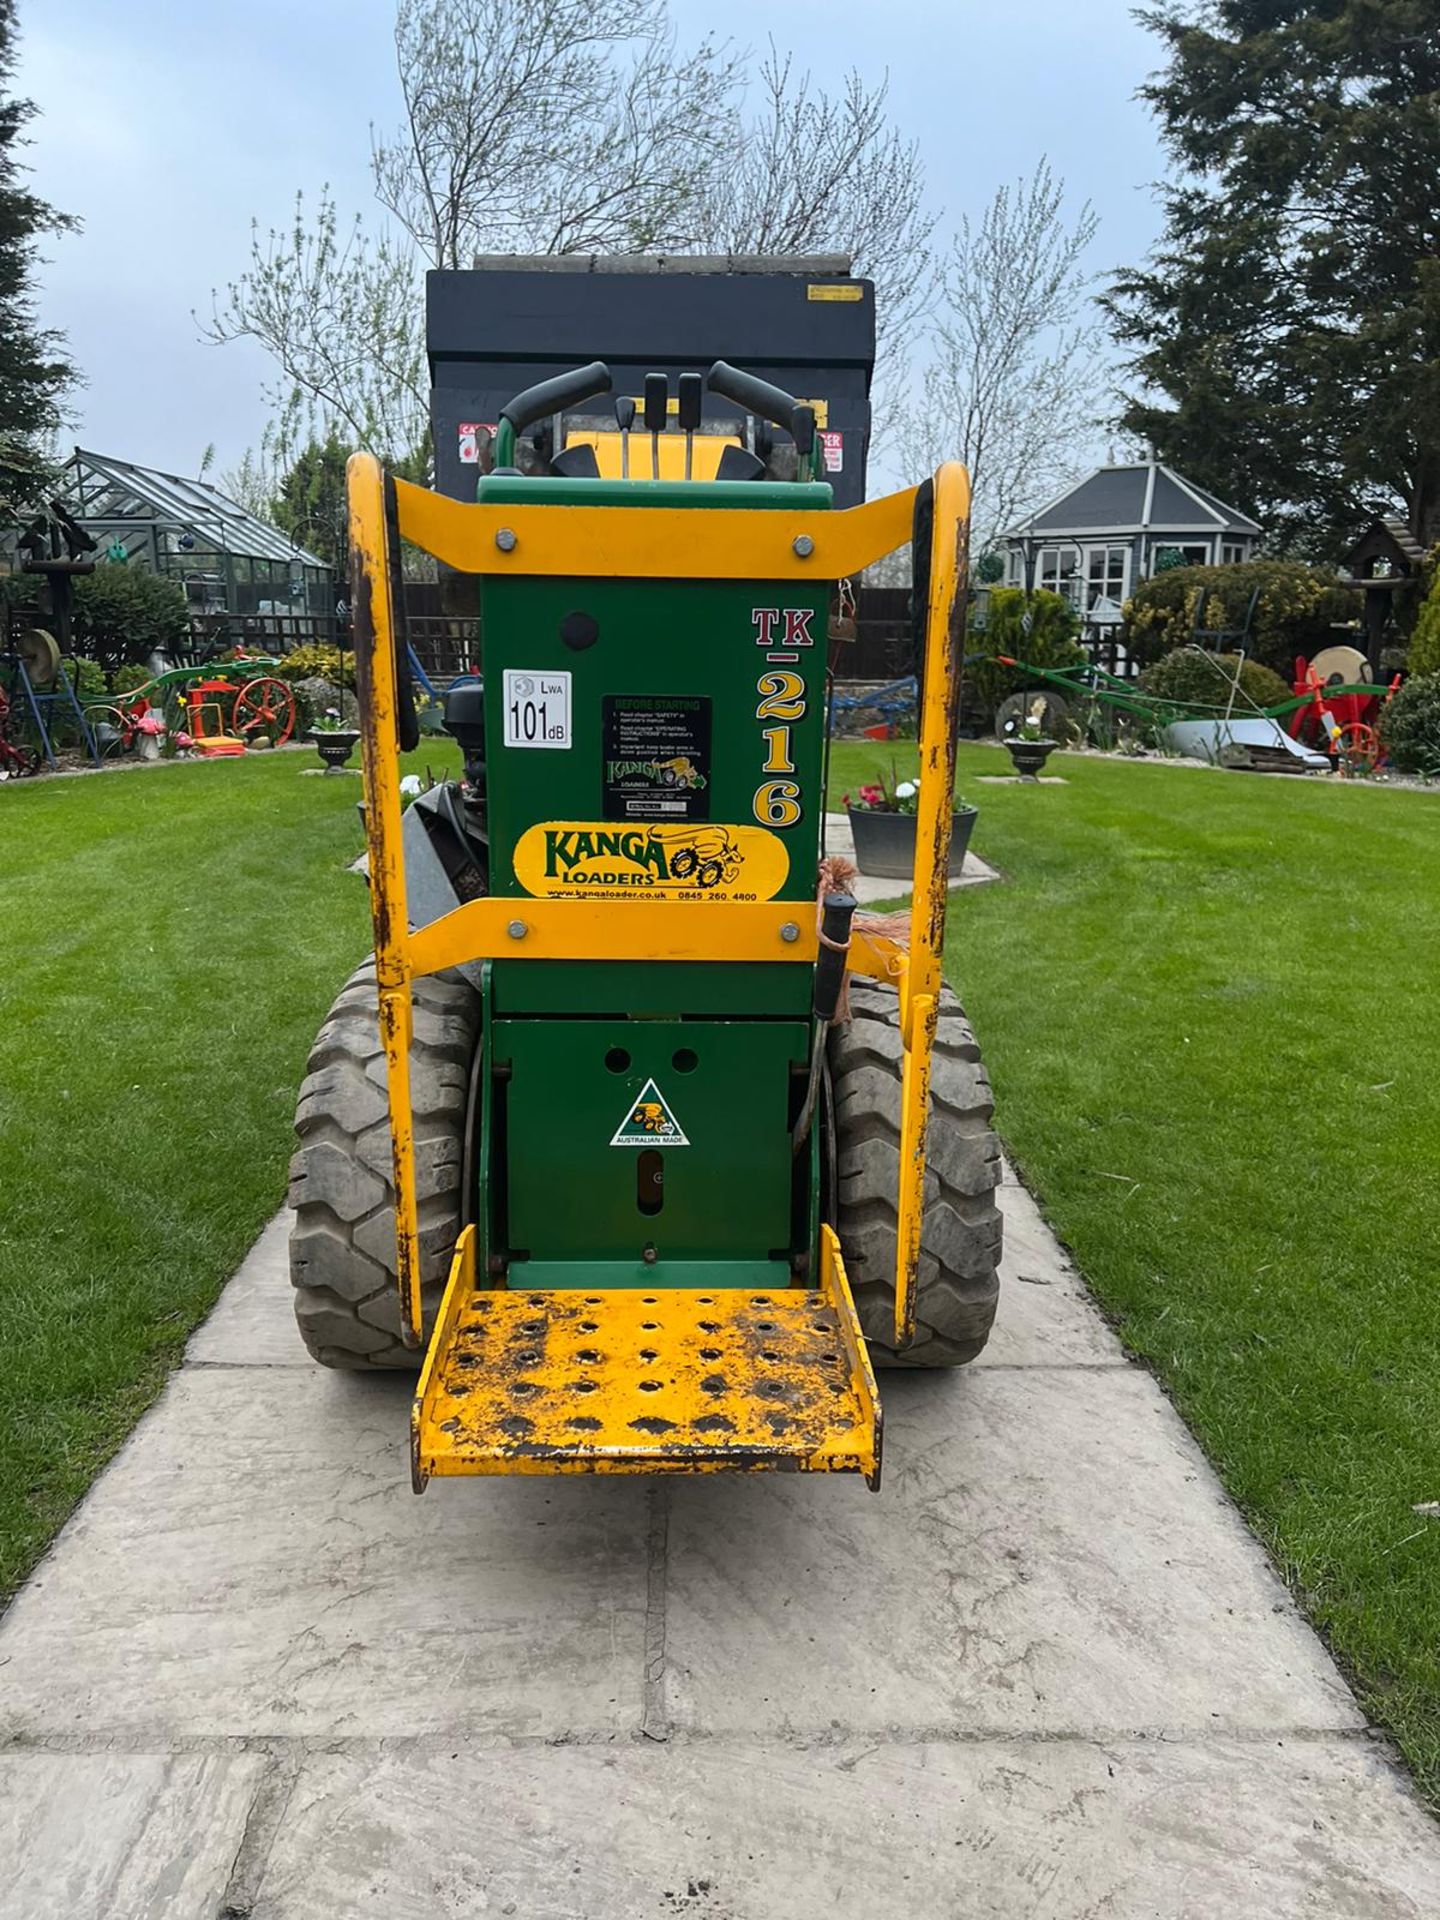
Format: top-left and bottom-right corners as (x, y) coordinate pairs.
(603, 694), (711, 820)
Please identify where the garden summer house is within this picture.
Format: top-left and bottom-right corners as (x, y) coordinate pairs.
(1002, 458), (1264, 633)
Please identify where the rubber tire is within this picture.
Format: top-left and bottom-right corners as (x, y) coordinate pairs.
(288, 959), (481, 1368)
(828, 974), (1003, 1366)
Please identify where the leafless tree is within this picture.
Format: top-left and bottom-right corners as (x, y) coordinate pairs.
(698, 47), (933, 372)
(206, 5), (929, 472)
(372, 0), (741, 264)
(900, 163), (1102, 555)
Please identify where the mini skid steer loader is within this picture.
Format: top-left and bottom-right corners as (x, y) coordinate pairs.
(289, 334), (1003, 1492)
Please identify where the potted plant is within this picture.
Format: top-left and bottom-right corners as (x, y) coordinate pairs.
(845, 768), (978, 881)
(1003, 717), (1059, 780)
(309, 707), (361, 773)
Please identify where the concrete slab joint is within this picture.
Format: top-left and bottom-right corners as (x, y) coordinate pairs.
(1, 1176), (1436, 1917)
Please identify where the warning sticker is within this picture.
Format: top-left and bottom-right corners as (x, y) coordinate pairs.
(610, 1077), (690, 1148)
(603, 695), (711, 820)
(818, 430), (844, 474)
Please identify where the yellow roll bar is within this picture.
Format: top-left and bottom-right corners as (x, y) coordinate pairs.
(347, 452), (970, 1350)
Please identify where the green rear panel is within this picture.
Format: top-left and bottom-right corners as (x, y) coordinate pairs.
(500, 1017), (808, 1277)
(476, 476), (831, 1278)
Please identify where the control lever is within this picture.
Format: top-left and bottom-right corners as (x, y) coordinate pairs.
(615, 395), (636, 479)
(643, 373), (668, 480)
(677, 372), (703, 481)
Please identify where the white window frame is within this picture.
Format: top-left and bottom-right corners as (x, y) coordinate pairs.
(1082, 543), (1129, 619)
(1036, 545), (1083, 608)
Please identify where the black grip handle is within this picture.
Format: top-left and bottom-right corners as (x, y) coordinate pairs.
(813, 892), (857, 1024)
(643, 372), (669, 434)
(500, 360), (612, 435)
(383, 476), (420, 754)
(911, 476), (935, 684)
(706, 360), (803, 438)
(677, 371), (703, 432)
(615, 396), (636, 430)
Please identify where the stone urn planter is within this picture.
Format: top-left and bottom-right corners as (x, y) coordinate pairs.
(310, 727), (360, 773)
(847, 804), (978, 881)
(1004, 737), (1059, 780)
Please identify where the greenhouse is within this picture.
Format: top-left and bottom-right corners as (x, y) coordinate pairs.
(49, 447), (333, 628)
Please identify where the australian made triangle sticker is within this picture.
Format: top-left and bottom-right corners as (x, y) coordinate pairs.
(610, 1077), (690, 1147)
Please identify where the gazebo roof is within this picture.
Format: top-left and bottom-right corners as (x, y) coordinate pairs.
(58, 447), (327, 569)
(1007, 461), (1263, 540)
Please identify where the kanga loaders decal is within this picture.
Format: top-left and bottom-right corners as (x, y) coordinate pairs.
(610, 1078), (690, 1147)
(512, 820), (789, 901)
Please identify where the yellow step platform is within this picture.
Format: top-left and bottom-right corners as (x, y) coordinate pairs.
(412, 1226), (881, 1490)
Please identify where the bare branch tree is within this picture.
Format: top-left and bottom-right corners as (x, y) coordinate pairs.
(217, 441), (280, 522)
(206, 6), (931, 475)
(900, 163), (1102, 554)
(699, 46), (934, 370)
(371, 0), (741, 265)
(203, 190), (430, 470)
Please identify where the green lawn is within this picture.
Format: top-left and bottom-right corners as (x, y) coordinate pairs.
(833, 740), (1440, 1805)
(0, 749), (402, 1599)
(3, 741), (1438, 1809)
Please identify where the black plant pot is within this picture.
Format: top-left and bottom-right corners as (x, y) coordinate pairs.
(1005, 738), (1058, 780)
(847, 805), (978, 881)
(311, 728), (360, 772)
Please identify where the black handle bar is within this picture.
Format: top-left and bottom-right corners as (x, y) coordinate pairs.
(500, 360), (613, 436)
(706, 361), (815, 456)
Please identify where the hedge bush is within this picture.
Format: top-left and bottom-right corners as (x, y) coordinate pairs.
(276, 643), (355, 686)
(71, 564), (189, 666)
(111, 662), (155, 696)
(1379, 671), (1440, 776)
(1406, 564), (1440, 677)
(968, 587), (1085, 722)
(1123, 561), (1360, 675)
(1139, 647), (1290, 713)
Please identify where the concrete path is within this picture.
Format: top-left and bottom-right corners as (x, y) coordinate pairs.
(2, 1175), (1437, 1917)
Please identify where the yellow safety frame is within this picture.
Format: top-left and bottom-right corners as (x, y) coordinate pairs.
(347, 451), (970, 1350)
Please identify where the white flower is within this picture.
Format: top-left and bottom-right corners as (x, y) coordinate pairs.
(894, 779), (918, 799)
(399, 774), (423, 796)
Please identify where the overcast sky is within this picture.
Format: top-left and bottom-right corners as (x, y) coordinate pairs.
(21, 0), (1167, 485)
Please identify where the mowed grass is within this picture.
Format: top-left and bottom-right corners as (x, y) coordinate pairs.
(832, 740), (1440, 1804)
(4, 736), (1438, 1806)
(0, 748), (406, 1599)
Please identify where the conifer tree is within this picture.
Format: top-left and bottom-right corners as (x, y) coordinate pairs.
(0, 0), (76, 508)
(1107, 3), (1440, 552)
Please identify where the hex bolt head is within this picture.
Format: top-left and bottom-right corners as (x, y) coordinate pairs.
(780, 921), (801, 943)
(495, 527), (518, 552)
(792, 534), (815, 558)
(642, 1242), (659, 1266)
(506, 919), (528, 939)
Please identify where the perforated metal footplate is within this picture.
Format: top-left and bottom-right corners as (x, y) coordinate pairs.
(412, 1227), (880, 1488)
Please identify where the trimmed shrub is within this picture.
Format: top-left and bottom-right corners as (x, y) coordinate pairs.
(1139, 647), (1290, 712)
(111, 662), (155, 696)
(1406, 564), (1440, 676)
(1123, 561), (1360, 674)
(67, 657), (106, 703)
(1379, 671), (1440, 776)
(72, 563), (189, 666)
(968, 587), (1085, 722)
(277, 643), (354, 685)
